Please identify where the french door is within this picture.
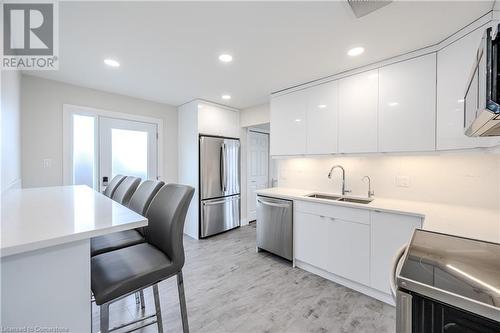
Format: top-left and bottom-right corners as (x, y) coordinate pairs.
(99, 117), (158, 191)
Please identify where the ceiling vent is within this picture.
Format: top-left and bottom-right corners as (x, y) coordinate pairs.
(347, 0), (392, 18)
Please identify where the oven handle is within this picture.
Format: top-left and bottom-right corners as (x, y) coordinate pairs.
(390, 244), (408, 300)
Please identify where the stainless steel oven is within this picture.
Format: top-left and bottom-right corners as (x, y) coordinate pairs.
(392, 230), (500, 332)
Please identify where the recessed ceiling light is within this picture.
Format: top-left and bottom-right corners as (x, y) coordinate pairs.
(318, 104), (327, 109)
(104, 58), (120, 68)
(295, 118), (302, 122)
(222, 94), (231, 100)
(457, 99), (465, 103)
(218, 54), (233, 63)
(347, 47), (365, 57)
(388, 102), (399, 107)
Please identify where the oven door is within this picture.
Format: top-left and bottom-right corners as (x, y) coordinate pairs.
(397, 290), (500, 333)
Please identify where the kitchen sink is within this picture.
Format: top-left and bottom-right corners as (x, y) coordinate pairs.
(337, 197), (373, 204)
(306, 193), (342, 200)
(306, 193), (373, 204)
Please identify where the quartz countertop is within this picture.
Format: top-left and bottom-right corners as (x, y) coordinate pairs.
(256, 187), (500, 243)
(1, 185), (147, 257)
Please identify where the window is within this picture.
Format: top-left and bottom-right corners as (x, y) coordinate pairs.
(72, 114), (96, 189)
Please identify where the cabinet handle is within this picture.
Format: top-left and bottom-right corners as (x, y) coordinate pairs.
(319, 215), (325, 218)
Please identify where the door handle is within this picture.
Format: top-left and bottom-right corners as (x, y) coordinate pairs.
(390, 244), (408, 300)
(257, 198), (290, 209)
(222, 143), (227, 192)
(203, 196), (239, 206)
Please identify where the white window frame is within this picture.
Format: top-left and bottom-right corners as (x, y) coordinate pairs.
(62, 104), (164, 187)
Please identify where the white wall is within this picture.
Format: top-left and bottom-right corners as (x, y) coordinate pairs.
(278, 152), (500, 209)
(1, 71), (22, 192)
(20, 75), (178, 187)
(177, 101), (199, 239)
(240, 103), (269, 128)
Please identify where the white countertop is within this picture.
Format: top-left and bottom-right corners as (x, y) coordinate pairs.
(256, 187), (500, 243)
(1, 185), (148, 257)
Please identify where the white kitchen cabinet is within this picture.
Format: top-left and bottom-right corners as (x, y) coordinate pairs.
(338, 69), (379, 153)
(294, 212), (329, 270)
(306, 81), (339, 154)
(270, 90), (307, 155)
(437, 28), (500, 150)
(328, 218), (370, 286)
(198, 103), (240, 138)
(370, 211), (422, 294)
(378, 54), (437, 152)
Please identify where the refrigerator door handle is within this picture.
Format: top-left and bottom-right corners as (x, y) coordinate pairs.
(203, 198), (237, 206)
(222, 143), (227, 193)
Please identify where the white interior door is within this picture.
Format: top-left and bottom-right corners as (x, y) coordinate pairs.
(99, 117), (158, 190)
(247, 131), (269, 222)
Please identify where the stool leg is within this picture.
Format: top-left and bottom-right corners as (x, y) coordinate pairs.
(177, 271), (189, 333)
(139, 290), (145, 310)
(152, 284), (164, 333)
(100, 302), (109, 333)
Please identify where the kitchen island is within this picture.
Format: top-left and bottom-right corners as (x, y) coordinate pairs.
(1, 185), (147, 332)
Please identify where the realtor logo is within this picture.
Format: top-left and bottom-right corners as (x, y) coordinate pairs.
(1, 1), (58, 70)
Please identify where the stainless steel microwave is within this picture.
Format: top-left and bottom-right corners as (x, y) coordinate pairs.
(464, 24), (500, 136)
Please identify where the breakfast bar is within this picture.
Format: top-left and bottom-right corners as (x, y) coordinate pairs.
(1, 185), (147, 332)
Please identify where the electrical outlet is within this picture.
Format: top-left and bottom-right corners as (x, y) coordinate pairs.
(396, 175), (410, 188)
(42, 158), (52, 168)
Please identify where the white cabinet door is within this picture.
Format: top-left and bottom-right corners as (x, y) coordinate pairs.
(198, 104), (240, 138)
(328, 218), (370, 286)
(294, 212), (329, 270)
(338, 69), (379, 153)
(379, 54), (436, 152)
(306, 81), (339, 154)
(270, 91), (307, 155)
(437, 29), (500, 149)
(370, 211), (422, 294)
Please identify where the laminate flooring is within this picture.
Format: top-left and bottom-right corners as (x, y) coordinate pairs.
(92, 224), (395, 333)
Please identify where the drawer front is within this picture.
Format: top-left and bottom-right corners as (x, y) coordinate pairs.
(295, 200), (370, 225)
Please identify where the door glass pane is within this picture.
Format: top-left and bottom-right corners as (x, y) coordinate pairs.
(73, 114), (96, 188)
(111, 128), (148, 180)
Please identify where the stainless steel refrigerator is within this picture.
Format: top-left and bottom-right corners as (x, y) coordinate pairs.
(199, 135), (240, 238)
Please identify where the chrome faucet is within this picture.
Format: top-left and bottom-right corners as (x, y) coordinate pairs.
(328, 165), (351, 195)
(362, 176), (374, 198)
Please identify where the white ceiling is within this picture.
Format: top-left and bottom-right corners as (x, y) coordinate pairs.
(27, 1), (493, 109)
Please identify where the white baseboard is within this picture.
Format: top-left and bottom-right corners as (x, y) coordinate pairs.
(295, 259), (395, 306)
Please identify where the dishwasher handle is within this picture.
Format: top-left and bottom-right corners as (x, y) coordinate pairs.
(257, 198), (290, 209)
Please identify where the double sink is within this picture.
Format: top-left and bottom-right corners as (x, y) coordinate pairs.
(306, 193), (373, 204)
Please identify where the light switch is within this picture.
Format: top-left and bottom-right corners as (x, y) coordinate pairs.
(43, 158), (52, 168)
(396, 175), (410, 188)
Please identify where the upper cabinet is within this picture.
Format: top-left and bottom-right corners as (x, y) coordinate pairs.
(436, 28), (500, 150)
(270, 90), (308, 155)
(270, 25), (500, 156)
(378, 54), (437, 152)
(306, 81), (338, 154)
(198, 103), (240, 138)
(338, 69), (378, 153)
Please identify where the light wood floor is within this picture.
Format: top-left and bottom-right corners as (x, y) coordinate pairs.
(92, 224), (396, 333)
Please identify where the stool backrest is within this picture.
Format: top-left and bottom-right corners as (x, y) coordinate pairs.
(145, 183), (194, 271)
(128, 180), (165, 216)
(112, 176), (141, 205)
(103, 175), (125, 198)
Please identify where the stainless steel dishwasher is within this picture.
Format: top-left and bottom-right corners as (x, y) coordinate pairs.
(256, 195), (293, 261)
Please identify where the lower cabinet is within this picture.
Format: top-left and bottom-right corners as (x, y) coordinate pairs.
(294, 212), (329, 269)
(294, 202), (422, 302)
(328, 218), (370, 286)
(370, 211), (422, 294)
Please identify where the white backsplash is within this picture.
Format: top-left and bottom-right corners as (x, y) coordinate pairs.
(276, 151), (500, 211)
